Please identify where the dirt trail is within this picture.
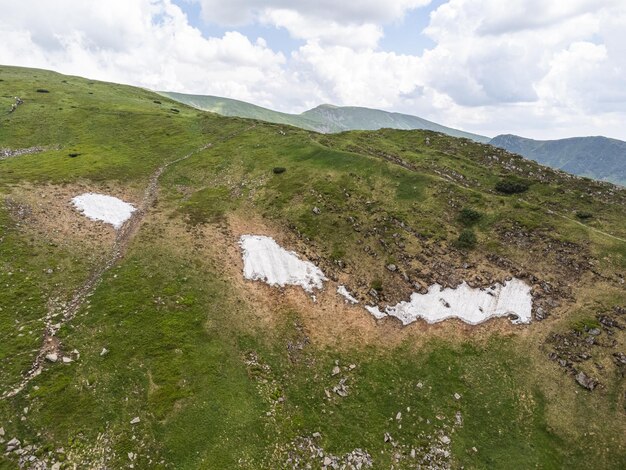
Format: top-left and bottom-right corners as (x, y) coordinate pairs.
(552, 211), (626, 244)
(2, 125), (254, 399)
(345, 140), (626, 245)
(0, 146), (57, 161)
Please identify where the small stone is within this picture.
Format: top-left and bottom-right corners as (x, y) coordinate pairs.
(312, 207), (321, 215)
(410, 448), (416, 459)
(439, 435), (451, 445)
(6, 438), (20, 451)
(386, 264), (397, 272)
(0, 427), (4, 436)
(45, 353), (58, 363)
(331, 366), (340, 376)
(312, 432), (321, 438)
(130, 417), (140, 424)
(62, 357), (73, 364)
(100, 348), (109, 356)
(323, 456), (332, 466)
(454, 393), (461, 400)
(349, 364), (356, 370)
(51, 463), (61, 470)
(575, 371), (598, 391)
(395, 412), (402, 421)
(416, 382), (423, 389)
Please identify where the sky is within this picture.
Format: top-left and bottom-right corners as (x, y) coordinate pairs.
(1, 0), (625, 140)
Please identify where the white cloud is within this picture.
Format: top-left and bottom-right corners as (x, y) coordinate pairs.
(196, 0), (431, 26)
(0, 0), (625, 140)
(0, 0), (289, 103)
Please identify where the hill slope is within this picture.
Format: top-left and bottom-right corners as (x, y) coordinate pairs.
(490, 134), (626, 186)
(160, 91), (490, 142)
(1, 65), (625, 469)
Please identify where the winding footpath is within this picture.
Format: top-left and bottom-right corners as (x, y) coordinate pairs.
(2, 125), (254, 399)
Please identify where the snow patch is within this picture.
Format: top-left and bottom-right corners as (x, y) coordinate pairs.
(337, 286), (359, 304)
(365, 305), (387, 320)
(239, 235), (326, 293)
(366, 278), (532, 325)
(72, 193), (136, 229)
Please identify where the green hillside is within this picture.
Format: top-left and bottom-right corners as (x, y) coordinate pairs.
(160, 91), (490, 142)
(1, 65), (625, 469)
(490, 134), (626, 186)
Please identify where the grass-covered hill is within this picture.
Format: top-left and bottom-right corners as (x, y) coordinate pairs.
(1, 65), (625, 469)
(490, 134), (626, 187)
(160, 91), (490, 142)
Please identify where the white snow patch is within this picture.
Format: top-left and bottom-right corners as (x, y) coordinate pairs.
(337, 285), (359, 304)
(366, 278), (532, 325)
(239, 235), (326, 293)
(365, 305), (387, 320)
(72, 193), (136, 229)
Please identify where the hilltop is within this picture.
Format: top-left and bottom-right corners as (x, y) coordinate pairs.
(1, 65), (625, 469)
(160, 91), (490, 142)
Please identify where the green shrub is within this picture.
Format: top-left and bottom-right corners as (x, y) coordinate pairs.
(36, 88), (50, 93)
(458, 207), (482, 226)
(272, 167), (286, 174)
(575, 211), (593, 220)
(495, 178), (530, 194)
(370, 278), (383, 292)
(456, 229), (477, 249)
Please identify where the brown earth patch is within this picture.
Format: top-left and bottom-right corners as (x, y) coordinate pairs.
(154, 210), (538, 351)
(4, 182), (142, 259)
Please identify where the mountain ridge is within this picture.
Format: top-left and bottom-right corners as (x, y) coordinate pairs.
(160, 91), (491, 142)
(490, 134), (626, 186)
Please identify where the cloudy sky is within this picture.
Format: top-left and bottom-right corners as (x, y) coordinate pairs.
(1, 0), (625, 140)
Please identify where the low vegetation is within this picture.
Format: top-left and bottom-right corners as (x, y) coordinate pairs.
(0, 65), (624, 469)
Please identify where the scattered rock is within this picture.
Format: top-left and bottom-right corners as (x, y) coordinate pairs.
(45, 353), (58, 363)
(454, 393), (461, 400)
(100, 348), (109, 356)
(6, 437), (20, 452)
(331, 365), (340, 376)
(439, 435), (451, 445)
(575, 371), (598, 391)
(312, 206), (321, 215)
(130, 417), (141, 425)
(386, 264), (397, 272)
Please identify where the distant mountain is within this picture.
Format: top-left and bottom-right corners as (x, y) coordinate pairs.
(490, 134), (626, 186)
(160, 92), (490, 143)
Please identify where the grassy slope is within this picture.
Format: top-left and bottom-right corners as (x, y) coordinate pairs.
(490, 134), (626, 186)
(1, 66), (625, 469)
(159, 91), (489, 142)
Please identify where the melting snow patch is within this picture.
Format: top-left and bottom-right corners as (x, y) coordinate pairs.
(239, 235), (326, 293)
(72, 193), (136, 229)
(337, 286), (359, 304)
(366, 278), (532, 325)
(365, 305), (387, 320)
